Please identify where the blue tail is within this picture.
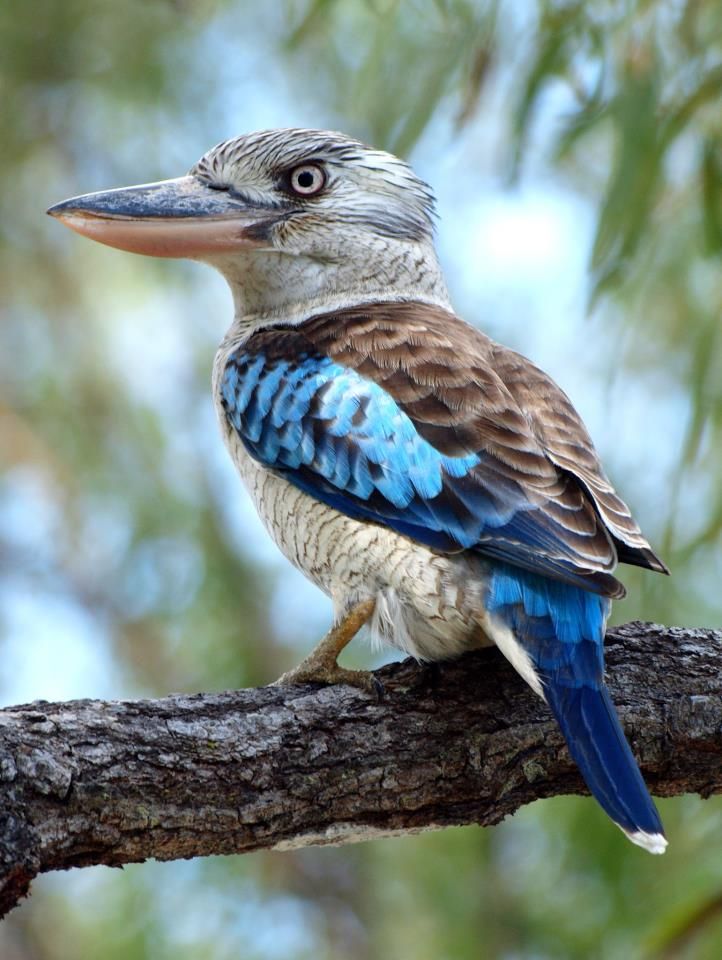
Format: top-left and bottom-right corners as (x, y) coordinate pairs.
(542, 679), (665, 849)
(488, 564), (666, 853)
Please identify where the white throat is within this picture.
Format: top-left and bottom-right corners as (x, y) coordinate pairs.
(208, 234), (452, 334)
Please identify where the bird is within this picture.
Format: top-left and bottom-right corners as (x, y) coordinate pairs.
(48, 127), (669, 854)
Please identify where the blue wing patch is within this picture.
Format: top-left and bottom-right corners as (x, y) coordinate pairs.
(220, 344), (616, 595)
(220, 349), (543, 551)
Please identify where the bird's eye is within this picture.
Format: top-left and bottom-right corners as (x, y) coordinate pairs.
(289, 164), (326, 196)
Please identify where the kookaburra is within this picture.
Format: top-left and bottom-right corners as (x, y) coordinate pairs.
(49, 128), (668, 853)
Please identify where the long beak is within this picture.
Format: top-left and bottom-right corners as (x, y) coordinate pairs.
(47, 176), (276, 258)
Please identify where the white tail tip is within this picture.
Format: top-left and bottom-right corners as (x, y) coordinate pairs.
(622, 828), (668, 855)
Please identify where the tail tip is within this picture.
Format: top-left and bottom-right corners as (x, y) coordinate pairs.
(622, 827), (668, 855)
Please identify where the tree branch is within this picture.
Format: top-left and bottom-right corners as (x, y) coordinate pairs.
(0, 621), (720, 917)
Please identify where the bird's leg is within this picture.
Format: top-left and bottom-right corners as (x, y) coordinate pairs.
(273, 598), (379, 694)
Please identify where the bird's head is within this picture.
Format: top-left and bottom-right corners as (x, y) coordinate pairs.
(49, 128), (449, 322)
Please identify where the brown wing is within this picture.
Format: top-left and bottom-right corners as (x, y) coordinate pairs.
(489, 342), (668, 574)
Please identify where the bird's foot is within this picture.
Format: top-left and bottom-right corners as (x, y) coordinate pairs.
(274, 658), (382, 696)
(272, 598), (381, 696)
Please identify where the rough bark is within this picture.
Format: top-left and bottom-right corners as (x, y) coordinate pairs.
(0, 621), (720, 918)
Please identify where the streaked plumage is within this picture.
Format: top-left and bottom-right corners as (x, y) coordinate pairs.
(49, 127), (669, 853)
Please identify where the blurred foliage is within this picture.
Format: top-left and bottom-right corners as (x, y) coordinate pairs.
(1, 0), (722, 958)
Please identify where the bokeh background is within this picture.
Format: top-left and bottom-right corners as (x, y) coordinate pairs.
(2, 1), (722, 957)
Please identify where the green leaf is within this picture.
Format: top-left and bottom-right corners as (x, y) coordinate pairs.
(701, 137), (722, 255)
